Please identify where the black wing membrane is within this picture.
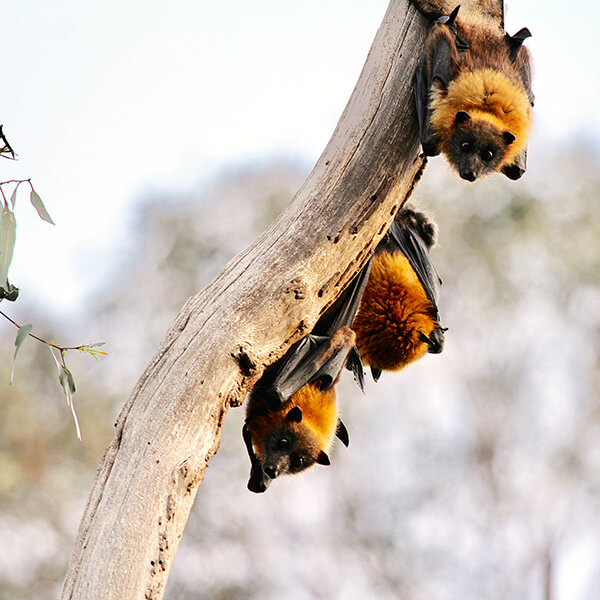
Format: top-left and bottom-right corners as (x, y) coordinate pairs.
(414, 29), (457, 156)
(243, 423), (268, 493)
(335, 419), (350, 448)
(388, 220), (441, 316)
(313, 259), (372, 336)
(263, 260), (372, 408)
(503, 27), (534, 180)
(413, 57), (440, 156)
(413, 7), (464, 155)
(345, 344), (366, 392)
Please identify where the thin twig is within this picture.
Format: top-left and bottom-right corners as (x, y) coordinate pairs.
(0, 309), (90, 352)
(0, 179), (31, 185)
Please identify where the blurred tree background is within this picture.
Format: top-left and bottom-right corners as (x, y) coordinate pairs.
(1, 145), (598, 599)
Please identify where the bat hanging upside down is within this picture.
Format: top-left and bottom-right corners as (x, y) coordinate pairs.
(351, 206), (446, 381)
(412, 0), (534, 181)
(243, 265), (370, 493)
(243, 206), (445, 492)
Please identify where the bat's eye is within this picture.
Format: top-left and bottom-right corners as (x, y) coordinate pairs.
(481, 148), (494, 162)
(277, 437), (290, 450)
(460, 142), (472, 153)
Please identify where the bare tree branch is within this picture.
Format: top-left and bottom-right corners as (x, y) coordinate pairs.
(61, 1), (429, 598)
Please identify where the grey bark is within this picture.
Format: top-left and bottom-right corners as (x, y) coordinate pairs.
(61, 1), (428, 598)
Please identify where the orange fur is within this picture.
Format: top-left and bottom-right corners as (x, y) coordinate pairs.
(248, 383), (337, 459)
(353, 252), (437, 371)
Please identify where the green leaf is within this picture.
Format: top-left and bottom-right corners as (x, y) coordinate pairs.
(50, 349), (81, 440)
(9, 186), (17, 209)
(0, 205), (16, 288)
(58, 365), (81, 440)
(30, 188), (54, 225)
(63, 366), (76, 394)
(10, 323), (32, 384)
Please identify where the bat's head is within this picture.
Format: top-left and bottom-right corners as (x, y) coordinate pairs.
(245, 405), (331, 493)
(447, 111), (516, 181)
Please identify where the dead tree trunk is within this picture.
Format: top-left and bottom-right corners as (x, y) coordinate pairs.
(61, 1), (428, 598)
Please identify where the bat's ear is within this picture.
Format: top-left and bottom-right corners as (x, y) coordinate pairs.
(506, 28), (532, 61)
(371, 366), (382, 382)
(316, 451), (331, 466)
(447, 5), (460, 25)
(503, 131), (516, 145)
(436, 5), (460, 25)
(286, 406), (303, 423)
(506, 27), (531, 47)
(455, 110), (470, 125)
(336, 419), (350, 448)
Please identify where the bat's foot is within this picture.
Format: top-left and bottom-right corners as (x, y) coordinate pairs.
(502, 163), (525, 180)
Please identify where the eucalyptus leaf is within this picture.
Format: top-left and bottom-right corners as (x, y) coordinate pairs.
(30, 188), (54, 225)
(58, 365), (76, 396)
(9, 186), (17, 209)
(0, 205), (16, 288)
(57, 362), (81, 440)
(59, 367), (69, 395)
(64, 366), (76, 394)
(10, 323), (32, 384)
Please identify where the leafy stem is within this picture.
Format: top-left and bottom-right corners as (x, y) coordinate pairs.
(0, 307), (107, 440)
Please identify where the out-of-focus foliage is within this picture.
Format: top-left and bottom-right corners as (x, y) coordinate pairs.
(0, 333), (115, 600)
(1, 150), (599, 599)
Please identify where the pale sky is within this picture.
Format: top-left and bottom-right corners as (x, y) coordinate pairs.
(2, 0), (599, 317)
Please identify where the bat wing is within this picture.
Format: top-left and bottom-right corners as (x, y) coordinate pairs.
(265, 327), (357, 408)
(414, 58), (441, 156)
(388, 220), (441, 315)
(253, 262), (371, 408)
(264, 334), (329, 406)
(503, 28), (534, 180)
(345, 345), (365, 392)
(243, 423), (269, 493)
(315, 259), (372, 335)
(414, 29), (457, 156)
(312, 259), (372, 393)
(336, 419), (350, 448)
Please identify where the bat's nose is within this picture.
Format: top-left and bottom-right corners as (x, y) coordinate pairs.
(461, 170), (476, 182)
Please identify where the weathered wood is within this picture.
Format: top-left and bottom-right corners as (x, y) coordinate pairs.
(61, 1), (428, 598)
